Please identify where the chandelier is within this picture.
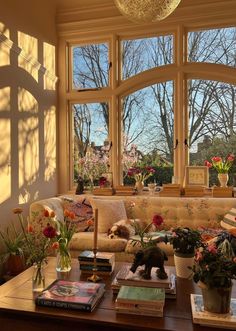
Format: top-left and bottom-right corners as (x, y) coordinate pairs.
(114, 0), (181, 23)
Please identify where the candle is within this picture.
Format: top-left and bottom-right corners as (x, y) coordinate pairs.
(93, 208), (98, 250)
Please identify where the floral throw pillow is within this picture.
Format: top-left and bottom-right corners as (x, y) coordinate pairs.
(62, 197), (94, 232)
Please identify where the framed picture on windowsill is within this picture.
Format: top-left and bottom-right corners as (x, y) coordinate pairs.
(185, 166), (209, 187)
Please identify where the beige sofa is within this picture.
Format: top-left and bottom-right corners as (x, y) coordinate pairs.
(30, 194), (236, 265)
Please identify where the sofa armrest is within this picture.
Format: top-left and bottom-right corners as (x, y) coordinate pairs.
(30, 197), (64, 224)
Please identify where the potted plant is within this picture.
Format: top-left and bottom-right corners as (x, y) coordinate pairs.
(191, 237), (236, 313)
(169, 227), (202, 278)
(0, 222), (25, 276)
(205, 154), (234, 187)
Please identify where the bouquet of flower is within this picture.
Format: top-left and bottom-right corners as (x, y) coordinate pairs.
(127, 166), (155, 183)
(169, 227), (202, 255)
(132, 214), (165, 249)
(192, 239), (236, 288)
(204, 154), (234, 173)
(14, 208), (58, 266)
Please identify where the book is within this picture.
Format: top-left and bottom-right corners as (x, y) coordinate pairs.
(116, 306), (163, 317)
(78, 251), (115, 264)
(184, 186), (205, 197)
(115, 264), (176, 290)
(212, 186), (233, 197)
(80, 264), (114, 272)
(191, 294), (236, 329)
(115, 285), (165, 317)
(92, 188), (114, 196)
(116, 285), (165, 306)
(111, 275), (177, 298)
(35, 279), (105, 312)
(222, 208), (236, 227)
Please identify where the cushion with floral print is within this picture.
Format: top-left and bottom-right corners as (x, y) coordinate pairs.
(62, 197), (94, 232)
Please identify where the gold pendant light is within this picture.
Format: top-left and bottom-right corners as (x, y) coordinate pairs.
(114, 0), (181, 23)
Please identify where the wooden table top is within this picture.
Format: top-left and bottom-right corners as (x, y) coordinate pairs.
(0, 257), (235, 331)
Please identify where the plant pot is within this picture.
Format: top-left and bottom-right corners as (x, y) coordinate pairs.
(174, 252), (194, 278)
(218, 173), (229, 187)
(5, 254), (25, 276)
(201, 286), (232, 314)
(135, 181), (144, 193)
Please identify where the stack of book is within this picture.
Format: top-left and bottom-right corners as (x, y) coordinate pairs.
(111, 264), (176, 299)
(35, 279), (105, 312)
(221, 207), (236, 228)
(78, 250), (115, 275)
(212, 186), (233, 197)
(115, 285), (165, 317)
(92, 187), (114, 196)
(115, 185), (135, 196)
(184, 185), (205, 197)
(159, 184), (182, 197)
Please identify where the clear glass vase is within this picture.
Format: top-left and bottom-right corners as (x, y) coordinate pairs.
(56, 249), (72, 272)
(32, 261), (45, 292)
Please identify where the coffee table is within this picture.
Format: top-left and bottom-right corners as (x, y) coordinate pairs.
(0, 257), (235, 331)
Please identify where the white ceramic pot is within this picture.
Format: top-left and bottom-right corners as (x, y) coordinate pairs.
(218, 173), (229, 187)
(174, 252), (194, 279)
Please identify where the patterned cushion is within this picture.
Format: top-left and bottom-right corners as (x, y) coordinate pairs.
(62, 197), (94, 232)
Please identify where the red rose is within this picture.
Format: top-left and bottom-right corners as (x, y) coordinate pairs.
(43, 225), (57, 238)
(152, 214), (163, 227)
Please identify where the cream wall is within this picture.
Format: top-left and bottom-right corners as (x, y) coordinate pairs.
(0, 0), (58, 235)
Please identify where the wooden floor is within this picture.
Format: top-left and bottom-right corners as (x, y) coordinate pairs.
(0, 257), (235, 331)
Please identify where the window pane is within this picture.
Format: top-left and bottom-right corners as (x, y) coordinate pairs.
(188, 27), (236, 67)
(122, 81), (174, 185)
(188, 79), (236, 185)
(122, 35), (173, 80)
(72, 43), (109, 89)
(73, 102), (109, 184)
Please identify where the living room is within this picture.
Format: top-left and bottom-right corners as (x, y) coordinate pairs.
(0, 1), (236, 330)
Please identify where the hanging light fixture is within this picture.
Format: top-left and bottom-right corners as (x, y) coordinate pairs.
(114, 0), (181, 23)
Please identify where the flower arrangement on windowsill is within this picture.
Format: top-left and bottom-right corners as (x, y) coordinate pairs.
(204, 154), (234, 174)
(169, 227), (202, 256)
(127, 166), (155, 183)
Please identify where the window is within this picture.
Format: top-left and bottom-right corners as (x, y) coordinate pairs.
(73, 102), (109, 185)
(72, 42), (110, 90)
(122, 82), (174, 184)
(188, 79), (236, 185)
(122, 35), (173, 80)
(188, 27), (236, 67)
(62, 19), (236, 191)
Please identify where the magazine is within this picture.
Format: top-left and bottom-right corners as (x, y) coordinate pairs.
(191, 294), (236, 329)
(35, 279), (105, 312)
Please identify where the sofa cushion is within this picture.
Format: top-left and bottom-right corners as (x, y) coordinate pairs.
(90, 198), (127, 233)
(70, 232), (128, 252)
(62, 197), (93, 232)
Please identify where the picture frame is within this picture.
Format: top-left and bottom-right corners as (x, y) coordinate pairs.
(185, 166), (209, 187)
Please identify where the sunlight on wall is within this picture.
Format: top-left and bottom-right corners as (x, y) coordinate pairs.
(18, 88), (39, 204)
(44, 105), (56, 182)
(0, 86), (11, 204)
(0, 86), (10, 111)
(0, 22), (10, 66)
(18, 87), (38, 113)
(43, 42), (56, 90)
(18, 31), (38, 82)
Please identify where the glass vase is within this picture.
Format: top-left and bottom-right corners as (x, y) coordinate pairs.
(135, 180), (144, 193)
(56, 249), (72, 272)
(218, 173), (229, 187)
(32, 262), (45, 292)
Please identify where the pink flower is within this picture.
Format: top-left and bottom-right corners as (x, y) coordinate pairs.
(195, 250), (203, 262)
(207, 243), (217, 254)
(227, 154), (234, 162)
(204, 160), (212, 168)
(211, 156), (222, 163)
(152, 214), (164, 227)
